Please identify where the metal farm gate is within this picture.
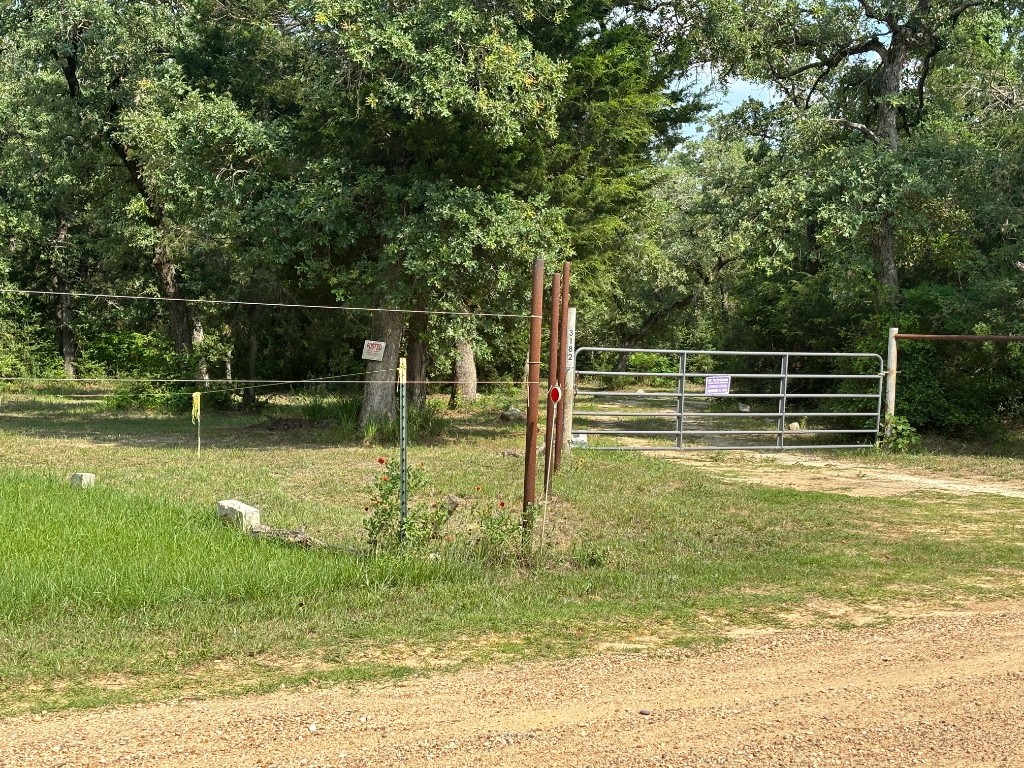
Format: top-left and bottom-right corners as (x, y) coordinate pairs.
(570, 348), (884, 451)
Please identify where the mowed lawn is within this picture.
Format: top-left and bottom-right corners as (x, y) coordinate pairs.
(1, 391), (1022, 715)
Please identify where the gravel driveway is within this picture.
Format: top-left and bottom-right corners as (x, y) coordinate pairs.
(4, 600), (1023, 767)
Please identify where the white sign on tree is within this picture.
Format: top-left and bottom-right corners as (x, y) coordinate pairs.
(362, 340), (386, 361)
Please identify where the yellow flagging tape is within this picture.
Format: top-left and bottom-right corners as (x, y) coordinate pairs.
(191, 392), (201, 455)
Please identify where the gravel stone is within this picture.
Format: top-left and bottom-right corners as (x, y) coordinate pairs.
(3, 600), (1024, 767)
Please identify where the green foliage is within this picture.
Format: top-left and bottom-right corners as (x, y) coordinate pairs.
(300, 393), (362, 434)
(364, 454), (530, 563)
(881, 415), (924, 453)
(104, 382), (191, 413)
(474, 501), (524, 564)
(2, 0), (1021, 438)
(364, 457), (447, 551)
(86, 332), (187, 379)
(687, 0), (1024, 434)
(409, 400), (451, 441)
(625, 352), (678, 374)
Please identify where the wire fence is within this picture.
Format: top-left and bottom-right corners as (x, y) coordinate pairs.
(0, 284), (547, 547)
(0, 375), (534, 549)
(0, 288), (539, 319)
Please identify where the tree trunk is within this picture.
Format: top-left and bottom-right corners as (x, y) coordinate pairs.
(152, 242), (194, 354)
(873, 211), (900, 294)
(192, 318), (209, 384)
(875, 35), (906, 153)
(873, 34), (906, 303)
(359, 311), (405, 428)
(51, 220), (78, 378)
(449, 337), (478, 408)
(55, 284), (78, 378)
(407, 313), (428, 409)
(243, 305), (259, 408)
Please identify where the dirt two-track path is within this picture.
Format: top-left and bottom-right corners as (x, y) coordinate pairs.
(3, 600), (1024, 767)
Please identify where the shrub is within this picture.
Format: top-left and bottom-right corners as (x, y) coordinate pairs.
(364, 457), (448, 551)
(881, 415), (923, 453)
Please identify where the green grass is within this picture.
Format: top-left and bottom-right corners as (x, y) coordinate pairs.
(0, 392), (1022, 714)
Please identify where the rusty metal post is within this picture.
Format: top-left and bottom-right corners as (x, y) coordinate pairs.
(543, 271), (562, 496)
(523, 259), (545, 519)
(554, 262), (571, 471)
(894, 333), (1024, 342)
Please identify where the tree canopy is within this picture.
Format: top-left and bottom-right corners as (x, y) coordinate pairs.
(1, 0), (1022, 432)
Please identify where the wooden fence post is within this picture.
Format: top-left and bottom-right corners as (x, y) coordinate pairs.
(885, 326), (898, 436)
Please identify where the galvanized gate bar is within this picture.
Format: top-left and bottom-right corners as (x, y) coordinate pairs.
(573, 411), (880, 418)
(571, 346), (884, 452)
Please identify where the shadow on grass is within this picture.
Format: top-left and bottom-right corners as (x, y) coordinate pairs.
(0, 395), (526, 452)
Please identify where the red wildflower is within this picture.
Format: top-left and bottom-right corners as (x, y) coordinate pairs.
(382, 475), (389, 482)
(377, 457), (387, 465)
(499, 501), (506, 508)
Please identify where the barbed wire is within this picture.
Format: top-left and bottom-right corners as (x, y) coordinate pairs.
(0, 288), (536, 320)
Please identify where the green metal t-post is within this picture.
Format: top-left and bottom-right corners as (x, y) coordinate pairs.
(398, 357), (409, 541)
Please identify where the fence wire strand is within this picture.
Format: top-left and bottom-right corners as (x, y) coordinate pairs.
(0, 288), (536, 319)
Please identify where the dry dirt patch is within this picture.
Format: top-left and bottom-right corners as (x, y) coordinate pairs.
(670, 451), (1024, 501)
(4, 600), (1024, 767)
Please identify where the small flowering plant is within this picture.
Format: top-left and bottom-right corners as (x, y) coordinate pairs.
(363, 458), (528, 563)
(474, 498), (522, 564)
(364, 456), (444, 551)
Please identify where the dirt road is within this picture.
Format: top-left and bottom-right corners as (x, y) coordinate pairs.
(670, 452), (1024, 501)
(4, 600), (1023, 767)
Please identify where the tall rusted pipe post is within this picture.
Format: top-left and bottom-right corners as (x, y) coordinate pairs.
(523, 259), (545, 521)
(543, 270), (562, 496)
(554, 261), (571, 471)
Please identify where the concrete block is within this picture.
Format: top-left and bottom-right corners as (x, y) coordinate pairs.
(69, 473), (96, 488)
(217, 499), (261, 531)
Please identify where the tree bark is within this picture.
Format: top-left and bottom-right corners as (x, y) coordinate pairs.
(192, 318), (209, 384)
(872, 33), (906, 302)
(449, 337), (478, 407)
(152, 242), (195, 354)
(359, 311), (405, 428)
(873, 211), (900, 294)
(243, 305), (260, 408)
(407, 313), (428, 408)
(875, 34), (906, 153)
(51, 219), (78, 378)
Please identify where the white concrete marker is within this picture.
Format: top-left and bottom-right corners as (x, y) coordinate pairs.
(217, 500), (261, 531)
(69, 473), (96, 488)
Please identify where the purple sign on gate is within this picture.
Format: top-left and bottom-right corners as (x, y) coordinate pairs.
(704, 375), (731, 396)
